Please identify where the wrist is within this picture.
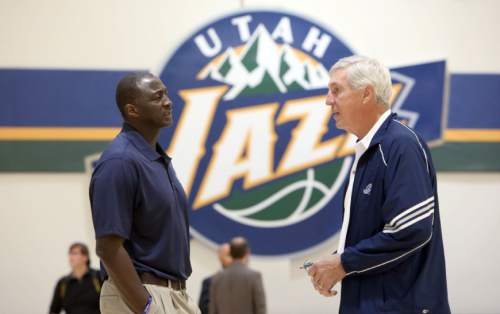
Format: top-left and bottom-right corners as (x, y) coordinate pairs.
(338, 254), (347, 277)
(339, 253), (348, 277)
(141, 294), (152, 314)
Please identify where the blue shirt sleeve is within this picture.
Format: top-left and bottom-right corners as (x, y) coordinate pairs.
(341, 136), (435, 276)
(90, 157), (137, 239)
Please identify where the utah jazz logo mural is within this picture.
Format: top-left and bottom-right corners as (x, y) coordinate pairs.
(159, 11), (445, 256)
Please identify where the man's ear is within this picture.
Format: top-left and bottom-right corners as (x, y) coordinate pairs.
(362, 85), (376, 104)
(124, 103), (139, 118)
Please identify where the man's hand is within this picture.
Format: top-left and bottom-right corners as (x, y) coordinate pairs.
(96, 235), (150, 313)
(307, 254), (346, 297)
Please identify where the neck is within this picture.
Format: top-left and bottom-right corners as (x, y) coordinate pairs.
(127, 121), (160, 148)
(354, 107), (387, 139)
(72, 265), (88, 279)
(233, 257), (248, 265)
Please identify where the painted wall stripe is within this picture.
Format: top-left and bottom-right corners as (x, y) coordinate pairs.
(0, 127), (120, 141)
(2, 127), (499, 142)
(443, 129), (500, 142)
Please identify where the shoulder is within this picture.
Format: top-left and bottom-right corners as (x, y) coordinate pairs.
(96, 133), (141, 166)
(240, 266), (262, 280)
(89, 268), (101, 278)
(90, 157), (138, 189)
(385, 119), (422, 147)
(250, 268), (263, 279)
(381, 119), (428, 160)
(210, 270), (224, 286)
(94, 156), (135, 172)
(92, 135), (140, 177)
(55, 274), (72, 289)
(202, 276), (212, 286)
(57, 275), (70, 285)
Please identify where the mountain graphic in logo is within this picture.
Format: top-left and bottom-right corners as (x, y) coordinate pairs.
(197, 25), (330, 100)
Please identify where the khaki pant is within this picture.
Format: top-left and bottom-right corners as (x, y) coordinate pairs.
(100, 279), (201, 314)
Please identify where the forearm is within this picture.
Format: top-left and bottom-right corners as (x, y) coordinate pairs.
(96, 236), (149, 314)
(209, 284), (217, 314)
(254, 276), (266, 314)
(49, 282), (62, 314)
(341, 223), (431, 276)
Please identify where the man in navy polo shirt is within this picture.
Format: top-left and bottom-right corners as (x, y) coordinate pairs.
(90, 73), (200, 314)
(307, 56), (451, 314)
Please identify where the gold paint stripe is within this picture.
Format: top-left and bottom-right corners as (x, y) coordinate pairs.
(1, 127), (499, 142)
(444, 129), (500, 142)
(0, 127), (121, 141)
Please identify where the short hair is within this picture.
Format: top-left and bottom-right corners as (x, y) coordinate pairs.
(69, 242), (90, 267)
(115, 72), (154, 117)
(229, 237), (249, 259)
(330, 55), (392, 108)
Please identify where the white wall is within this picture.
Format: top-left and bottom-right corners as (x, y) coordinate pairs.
(1, 173), (499, 313)
(1, 0), (500, 313)
(1, 0), (500, 73)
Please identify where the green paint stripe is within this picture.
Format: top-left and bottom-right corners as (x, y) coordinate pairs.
(431, 142), (500, 171)
(0, 141), (109, 172)
(0, 141), (499, 172)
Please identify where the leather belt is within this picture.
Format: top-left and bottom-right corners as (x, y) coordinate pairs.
(139, 272), (186, 291)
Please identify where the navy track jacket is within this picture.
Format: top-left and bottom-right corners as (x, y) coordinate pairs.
(339, 113), (451, 314)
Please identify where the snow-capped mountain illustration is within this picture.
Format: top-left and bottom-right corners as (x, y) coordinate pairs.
(198, 25), (330, 100)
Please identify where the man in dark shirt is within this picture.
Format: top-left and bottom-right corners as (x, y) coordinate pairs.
(49, 243), (102, 314)
(90, 72), (200, 314)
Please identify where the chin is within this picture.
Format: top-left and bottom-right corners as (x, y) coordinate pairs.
(159, 117), (173, 127)
(334, 121), (345, 130)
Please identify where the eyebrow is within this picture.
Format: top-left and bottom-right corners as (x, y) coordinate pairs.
(151, 87), (167, 95)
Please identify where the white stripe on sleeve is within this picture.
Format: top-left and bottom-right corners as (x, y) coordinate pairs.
(383, 210), (434, 234)
(387, 196), (434, 227)
(385, 202), (434, 231)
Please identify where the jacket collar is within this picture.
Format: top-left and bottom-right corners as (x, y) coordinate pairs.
(121, 123), (170, 161)
(366, 112), (397, 149)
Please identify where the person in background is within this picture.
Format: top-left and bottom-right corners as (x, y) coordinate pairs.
(49, 242), (102, 314)
(209, 237), (266, 314)
(198, 243), (232, 314)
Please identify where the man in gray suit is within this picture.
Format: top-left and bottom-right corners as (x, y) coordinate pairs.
(209, 237), (266, 314)
(198, 243), (232, 314)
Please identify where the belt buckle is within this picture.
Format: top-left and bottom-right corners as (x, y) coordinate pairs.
(170, 280), (181, 290)
(169, 279), (184, 290)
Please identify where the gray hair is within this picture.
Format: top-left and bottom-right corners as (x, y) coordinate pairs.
(330, 56), (392, 108)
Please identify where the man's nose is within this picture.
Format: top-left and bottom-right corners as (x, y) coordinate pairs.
(325, 93), (334, 106)
(163, 99), (172, 108)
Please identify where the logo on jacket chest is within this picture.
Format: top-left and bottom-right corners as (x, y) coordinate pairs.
(363, 183), (373, 195)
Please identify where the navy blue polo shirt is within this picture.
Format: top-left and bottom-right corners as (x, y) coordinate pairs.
(89, 123), (192, 281)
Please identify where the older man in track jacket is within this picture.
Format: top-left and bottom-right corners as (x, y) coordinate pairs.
(308, 56), (451, 314)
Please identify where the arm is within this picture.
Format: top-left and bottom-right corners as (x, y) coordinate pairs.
(90, 158), (148, 313)
(96, 235), (149, 314)
(48, 279), (63, 314)
(253, 273), (266, 314)
(198, 278), (210, 314)
(208, 277), (218, 314)
(341, 137), (435, 276)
